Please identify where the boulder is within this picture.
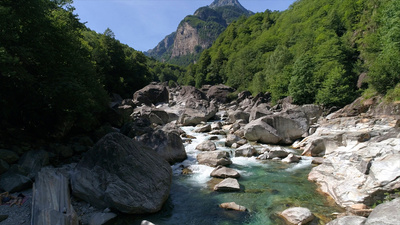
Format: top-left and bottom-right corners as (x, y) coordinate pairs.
(0, 165), (32, 192)
(89, 212), (117, 225)
(364, 198), (400, 225)
(71, 133), (172, 214)
(210, 166), (240, 178)
(18, 149), (50, 179)
(301, 138), (326, 157)
(133, 84), (169, 106)
(195, 140), (217, 151)
(136, 129), (187, 164)
(214, 178), (240, 192)
(225, 134), (243, 147)
(249, 104), (272, 122)
(206, 84), (235, 103)
(194, 124), (212, 133)
(211, 121), (223, 130)
(244, 118), (281, 144)
(326, 216), (366, 225)
(228, 110), (250, 123)
(234, 144), (257, 157)
(176, 86), (207, 103)
(258, 147), (290, 160)
(141, 220), (156, 225)
(31, 167), (78, 225)
(0, 149), (19, 164)
(282, 153), (301, 163)
(281, 207), (314, 225)
(179, 100), (217, 126)
(219, 202), (246, 212)
(197, 151), (232, 167)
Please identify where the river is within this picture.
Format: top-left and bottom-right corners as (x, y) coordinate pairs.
(117, 124), (343, 225)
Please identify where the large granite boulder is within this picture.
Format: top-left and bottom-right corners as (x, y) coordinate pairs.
(206, 84), (235, 104)
(71, 133), (172, 214)
(228, 110), (250, 124)
(195, 140), (217, 151)
(136, 129), (187, 164)
(197, 151), (232, 167)
(249, 104), (272, 122)
(179, 100), (217, 126)
(234, 144), (257, 157)
(364, 198), (400, 225)
(133, 84), (169, 106)
(31, 167), (78, 225)
(244, 105), (323, 145)
(281, 207), (314, 225)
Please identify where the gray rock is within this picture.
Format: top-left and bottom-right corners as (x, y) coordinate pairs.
(71, 133), (172, 214)
(195, 140), (217, 151)
(141, 220), (156, 225)
(211, 122), (222, 130)
(179, 101), (217, 126)
(214, 178), (240, 192)
(194, 124), (212, 133)
(137, 129), (187, 164)
(0, 165), (32, 192)
(228, 110), (250, 124)
(244, 118), (281, 144)
(206, 84), (235, 104)
(235, 144), (257, 157)
(19, 149), (50, 179)
(281, 207), (314, 225)
(311, 157), (324, 165)
(301, 138), (326, 157)
(197, 151), (232, 167)
(89, 212), (117, 225)
(133, 84), (169, 106)
(210, 166), (240, 178)
(219, 202), (246, 212)
(282, 153), (301, 163)
(326, 216), (366, 225)
(0, 149), (19, 164)
(249, 104), (272, 122)
(365, 198), (400, 225)
(225, 134), (242, 147)
(31, 167), (78, 225)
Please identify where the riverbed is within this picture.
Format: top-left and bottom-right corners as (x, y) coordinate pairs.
(118, 125), (343, 225)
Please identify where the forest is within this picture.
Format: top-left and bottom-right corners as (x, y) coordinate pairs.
(179, 0), (400, 106)
(1, 0), (399, 142)
(0, 0), (184, 142)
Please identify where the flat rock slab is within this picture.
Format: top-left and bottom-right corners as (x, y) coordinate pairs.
(210, 166), (240, 178)
(214, 178), (240, 192)
(365, 198), (400, 225)
(219, 202), (246, 212)
(281, 207), (314, 225)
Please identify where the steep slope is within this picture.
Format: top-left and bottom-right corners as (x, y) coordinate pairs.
(181, 0), (400, 107)
(145, 0), (252, 66)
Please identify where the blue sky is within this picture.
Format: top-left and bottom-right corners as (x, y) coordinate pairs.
(72, 0), (296, 52)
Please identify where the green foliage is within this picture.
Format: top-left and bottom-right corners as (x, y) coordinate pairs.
(187, 0), (400, 106)
(0, 0), (109, 138)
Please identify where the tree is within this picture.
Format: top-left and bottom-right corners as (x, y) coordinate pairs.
(288, 53), (316, 104)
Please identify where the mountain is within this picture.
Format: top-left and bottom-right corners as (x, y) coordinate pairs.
(145, 0), (252, 66)
(177, 0), (400, 107)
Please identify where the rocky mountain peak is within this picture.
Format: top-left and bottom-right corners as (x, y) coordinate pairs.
(209, 0), (247, 12)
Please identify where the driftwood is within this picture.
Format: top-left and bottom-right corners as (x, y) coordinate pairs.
(31, 167), (78, 225)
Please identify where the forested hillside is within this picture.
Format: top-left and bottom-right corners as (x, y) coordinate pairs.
(0, 0), (183, 141)
(179, 0), (400, 107)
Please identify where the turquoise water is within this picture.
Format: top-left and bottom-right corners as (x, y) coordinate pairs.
(116, 126), (343, 225)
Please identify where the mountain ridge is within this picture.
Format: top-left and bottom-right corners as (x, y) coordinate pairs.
(144, 0), (252, 66)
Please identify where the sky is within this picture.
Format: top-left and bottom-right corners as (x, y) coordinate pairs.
(72, 0), (297, 52)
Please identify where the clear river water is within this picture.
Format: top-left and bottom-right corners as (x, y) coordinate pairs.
(116, 125), (343, 225)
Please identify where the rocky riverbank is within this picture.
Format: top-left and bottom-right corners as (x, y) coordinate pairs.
(0, 83), (399, 224)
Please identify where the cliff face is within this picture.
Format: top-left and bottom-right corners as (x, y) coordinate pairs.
(145, 0), (251, 66)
